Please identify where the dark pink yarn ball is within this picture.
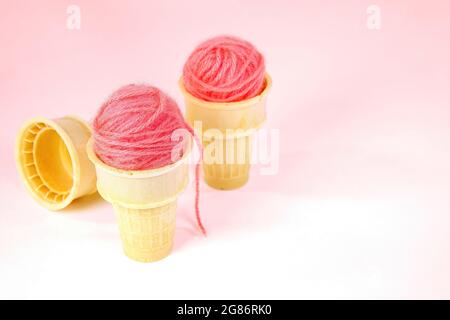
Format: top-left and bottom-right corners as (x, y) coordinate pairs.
(183, 35), (266, 103)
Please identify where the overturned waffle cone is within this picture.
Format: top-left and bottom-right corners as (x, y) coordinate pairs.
(16, 116), (97, 210)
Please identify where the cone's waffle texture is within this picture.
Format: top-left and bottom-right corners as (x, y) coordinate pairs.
(114, 202), (176, 262)
(180, 74), (271, 190)
(16, 116), (97, 210)
(202, 134), (252, 190)
(87, 138), (190, 262)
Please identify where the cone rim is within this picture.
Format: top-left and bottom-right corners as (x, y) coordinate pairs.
(86, 138), (192, 179)
(179, 73), (272, 110)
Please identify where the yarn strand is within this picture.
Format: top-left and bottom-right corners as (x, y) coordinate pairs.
(184, 122), (207, 236)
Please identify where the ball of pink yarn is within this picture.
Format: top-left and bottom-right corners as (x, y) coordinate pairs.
(93, 84), (188, 171)
(93, 84), (206, 235)
(183, 35), (266, 103)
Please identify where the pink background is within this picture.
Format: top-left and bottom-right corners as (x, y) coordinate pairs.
(1, 0), (450, 299)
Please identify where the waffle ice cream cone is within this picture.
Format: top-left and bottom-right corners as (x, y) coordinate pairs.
(86, 139), (190, 263)
(16, 116), (97, 210)
(179, 74), (271, 190)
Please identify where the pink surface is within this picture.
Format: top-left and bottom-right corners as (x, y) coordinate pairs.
(1, 0), (450, 299)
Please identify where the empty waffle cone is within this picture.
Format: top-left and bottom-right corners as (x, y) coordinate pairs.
(86, 138), (190, 263)
(179, 73), (271, 190)
(15, 116), (97, 210)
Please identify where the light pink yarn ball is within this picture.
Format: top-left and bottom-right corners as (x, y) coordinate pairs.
(183, 35), (266, 103)
(93, 84), (207, 235)
(93, 84), (189, 171)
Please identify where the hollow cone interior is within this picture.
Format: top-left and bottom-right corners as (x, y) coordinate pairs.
(16, 117), (96, 210)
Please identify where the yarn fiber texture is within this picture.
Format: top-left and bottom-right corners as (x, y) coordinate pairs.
(183, 35), (266, 103)
(93, 84), (206, 235)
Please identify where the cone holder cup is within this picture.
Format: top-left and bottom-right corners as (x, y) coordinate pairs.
(86, 138), (191, 263)
(16, 116), (97, 210)
(179, 73), (272, 190)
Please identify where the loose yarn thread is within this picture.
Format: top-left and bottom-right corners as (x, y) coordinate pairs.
(93, 84), (206, 235)
(183, 35), (266, 103)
